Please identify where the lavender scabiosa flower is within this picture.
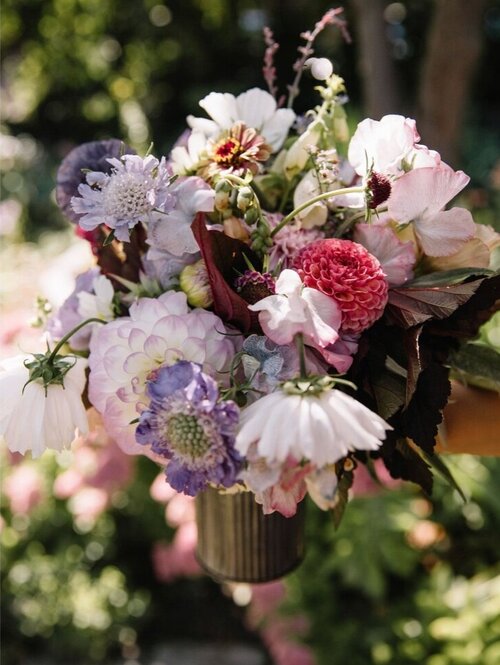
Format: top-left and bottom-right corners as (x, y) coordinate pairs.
(56, 139), (136, 224)
(71, 154), (175, 242)
(136, 361), (242, 496)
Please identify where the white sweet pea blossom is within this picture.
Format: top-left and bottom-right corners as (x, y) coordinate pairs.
(388, 165), (476, 256)
(292, 170), (328, 228)
(284, 120), (323, 181)
(77, 274), (115, 321)
(147, 176), (215, 258)
(236, 386), (391, 467)
(348, 114), (420, 177)
(188, 88), (295, 152)
(0, 355), (88, 458)
(249, 269), (341, 350)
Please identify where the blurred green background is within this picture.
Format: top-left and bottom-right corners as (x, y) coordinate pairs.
(1, 1), (500, 664)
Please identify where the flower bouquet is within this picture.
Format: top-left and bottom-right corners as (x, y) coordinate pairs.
(2, 8), (499, 583)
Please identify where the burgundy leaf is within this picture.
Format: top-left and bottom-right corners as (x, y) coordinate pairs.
(191, 214), (261, 333)
(404, 326), (423, 406)
(386, 280), (484, 328)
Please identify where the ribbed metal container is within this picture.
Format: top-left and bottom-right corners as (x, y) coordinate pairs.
(195, 487), (306, 583)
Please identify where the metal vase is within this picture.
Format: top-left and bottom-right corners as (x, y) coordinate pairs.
(195, 486), (306, 583)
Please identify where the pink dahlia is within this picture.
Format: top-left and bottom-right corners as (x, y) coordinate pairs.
(293, 238), (389, 334)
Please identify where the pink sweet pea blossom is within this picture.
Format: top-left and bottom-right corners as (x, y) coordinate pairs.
(249, 269), (341, 354)
(388, 165), (476, 256)
(354, 223), (416, 286)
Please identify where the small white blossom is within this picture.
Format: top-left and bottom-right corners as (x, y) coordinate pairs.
(0, 355), (88, 458)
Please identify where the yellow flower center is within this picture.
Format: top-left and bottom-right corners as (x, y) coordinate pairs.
(213, 137), (241, 165)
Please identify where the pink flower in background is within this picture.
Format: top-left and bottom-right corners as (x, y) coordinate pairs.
(4, 465), (44, 515)
(150, 471), (177, 503)
(353, 223), (416, 286)
(165, 493), (196, 527)
(68, 486), (108, 521)
(152, 523), (200, 582)
(388, 165), (476, 256)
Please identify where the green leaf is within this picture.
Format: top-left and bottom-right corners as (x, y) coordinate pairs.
(102, 229), (116, 246)
(332, 469), (354, 529)
(371, 367), (406, 420)
(408, 268), (493, 287)
(421, 450), (467, 502)
(449, 342), (500, 392)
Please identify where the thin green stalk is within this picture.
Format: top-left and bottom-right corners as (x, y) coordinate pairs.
(271, 185), (365, 237)
(296, 333), (308, 380)
(48, 318), (106, 363)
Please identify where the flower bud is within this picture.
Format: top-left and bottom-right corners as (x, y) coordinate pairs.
(244, 207), (259, 225)
(305, 57), (334, 81)
(223, 217), (251, 242)
(179, 260), (213, 309)
(236, 186), (254, 212)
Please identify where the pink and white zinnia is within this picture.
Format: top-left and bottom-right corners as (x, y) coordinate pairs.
(88, 291), (236, 455)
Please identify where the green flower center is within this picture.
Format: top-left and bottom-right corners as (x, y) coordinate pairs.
(166, 414), (211, 458)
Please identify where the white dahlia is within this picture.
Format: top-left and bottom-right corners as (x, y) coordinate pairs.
(88, 291), (237, 454)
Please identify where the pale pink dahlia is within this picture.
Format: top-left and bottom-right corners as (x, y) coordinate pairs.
(293, 238), (389, 334)
(88, 291), (236, 455)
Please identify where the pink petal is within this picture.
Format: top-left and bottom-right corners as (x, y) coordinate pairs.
(414, 207), (476, 256)
(388, 165), (470, 223)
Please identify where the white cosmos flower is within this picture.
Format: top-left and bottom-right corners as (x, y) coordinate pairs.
(0, 355), (88, 458)
(236, 386), (391, 467)
(187, 88), (295, 152)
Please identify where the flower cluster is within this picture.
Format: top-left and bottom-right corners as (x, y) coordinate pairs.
(1, 9), (498, 523)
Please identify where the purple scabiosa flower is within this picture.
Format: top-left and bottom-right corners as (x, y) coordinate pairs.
(71, 154), (175, 242)
(136, 361), (242, 496)
(56, 139), (136, 224)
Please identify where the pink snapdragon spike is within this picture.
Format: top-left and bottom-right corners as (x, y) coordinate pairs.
(388, 164), (476, 256)
(353, 223), (416, 287)
(249, 269), (341, 350)
(348, 114), (420, 177)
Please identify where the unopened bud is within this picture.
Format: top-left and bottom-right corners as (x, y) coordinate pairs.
(179, 260), (213, 309)
(244, 207), (259, 225)
(305, 57), (334, 81)
(236, 186), (254, 212)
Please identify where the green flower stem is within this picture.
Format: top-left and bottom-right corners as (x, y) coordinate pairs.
(296, 333), (308, 380)
(48, 317), (106, 363)
(270, 185), (365, 237)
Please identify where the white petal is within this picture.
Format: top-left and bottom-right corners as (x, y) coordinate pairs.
(199, 92), (239, 129)
(236, 88), (277, 130)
